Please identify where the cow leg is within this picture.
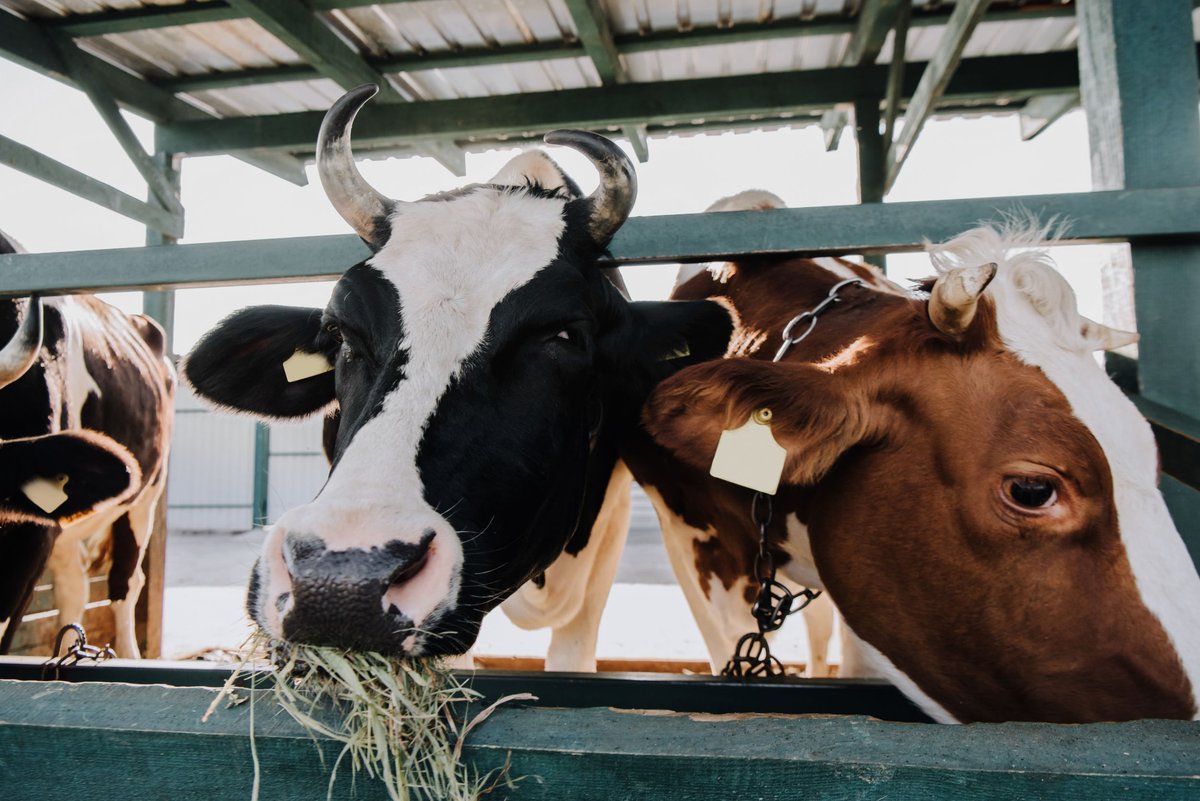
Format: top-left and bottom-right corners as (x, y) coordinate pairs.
(799, 591), (836, 677)
(501, 462), (632, 672)
(643, 488), (760, 675)
(108, 477), (164, 658)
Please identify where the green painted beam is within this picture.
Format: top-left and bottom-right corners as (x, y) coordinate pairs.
(882, 0), (911, 150)
(0, 8), (308, 185)
(155, 50), (1082, 155)
(0, 133), (183, 237)
(1019, 91), (1080, 140)
(885, 0), (990, 191)
(221, 0), (465, 173)
(145, 5), (1075, 95)
(1, 681), (1198, 800)
(2, 186), (1197, 296)
(223, 0), (399, 99)
(52, 34), (184, 215)
(842, 0), (905, 67)
(563, 0), (624, 85)
(45, 1), (240, 37)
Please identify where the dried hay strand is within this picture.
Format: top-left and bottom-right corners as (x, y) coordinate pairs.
(208, 631), (533, 801)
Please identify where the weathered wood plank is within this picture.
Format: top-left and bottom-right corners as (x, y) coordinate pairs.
(0, 681), (1196, 800)
(2, 186), (1197, 296)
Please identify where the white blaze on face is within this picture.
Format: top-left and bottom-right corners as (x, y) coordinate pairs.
(930, 225), (1200, 717)
(268, 169), (569, 638)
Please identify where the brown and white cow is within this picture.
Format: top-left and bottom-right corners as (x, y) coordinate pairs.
(635, 206), (1200, 722)
(0, 230), (175, 657)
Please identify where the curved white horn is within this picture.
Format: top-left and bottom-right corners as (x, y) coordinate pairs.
(0, 295), (43, 390)
(1081, 316), (1139, 351)
(317, 84), (394, 251)
(543, 130), (637, 244)
(928, 263), (997, 340)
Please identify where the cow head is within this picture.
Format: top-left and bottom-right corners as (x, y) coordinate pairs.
(183, 86), (730, 655)
(0, 430), (140, 653)
(646, 224), (1200, 722)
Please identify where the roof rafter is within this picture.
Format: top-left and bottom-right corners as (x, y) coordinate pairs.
(884, 0), (991, 191)
(155, 50), (1084, 156)
(0, 8), (308, 185)
(136, 5), (1075, 100)
(223, 0), (466, 175)
(821, 0), (905, 150)
(562, 0), (649, 162)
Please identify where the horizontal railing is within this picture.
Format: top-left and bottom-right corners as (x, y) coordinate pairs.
(2, 186), (1200, 296)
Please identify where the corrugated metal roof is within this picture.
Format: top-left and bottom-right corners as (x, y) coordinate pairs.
(2, 0), (1082, 114)
(6, 0), (1189, 158)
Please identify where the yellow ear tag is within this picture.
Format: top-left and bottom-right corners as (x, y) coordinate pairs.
(282, 349), (334, 383)
(709, 408), (786, 495)
(22, 474), (70, 514)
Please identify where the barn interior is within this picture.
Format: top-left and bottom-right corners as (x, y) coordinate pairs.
(1, 0), (1199, 795)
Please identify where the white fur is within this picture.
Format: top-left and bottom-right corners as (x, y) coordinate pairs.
(266, 170), (569, 651)
(929, 223), (1200, 717)
(852, 631), (960, 723)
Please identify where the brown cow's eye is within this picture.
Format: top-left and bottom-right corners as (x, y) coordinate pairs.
(1006, 477), (1057, 508)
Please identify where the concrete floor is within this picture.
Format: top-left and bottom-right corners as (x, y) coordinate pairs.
(161, 488), (815, 667)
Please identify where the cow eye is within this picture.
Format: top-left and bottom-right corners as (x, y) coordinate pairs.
(1005, 477), (1057, 509)
(324, 322), (343, 344)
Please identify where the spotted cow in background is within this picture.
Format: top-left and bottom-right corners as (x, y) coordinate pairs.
(0, 230), (175, 657)
(640, 203), (1200, 722)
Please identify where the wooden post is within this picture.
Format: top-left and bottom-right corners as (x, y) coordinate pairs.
(1077, 0), (1200, 561)
(136, 149), (181, 658)
(854, 96), (886, 272)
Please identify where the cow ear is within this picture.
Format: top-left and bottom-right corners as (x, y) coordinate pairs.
(643, 358), (870, 488)
(627, 299), (733, 367)
(0, 432), (139, 523)
(182, 306), (335, 419)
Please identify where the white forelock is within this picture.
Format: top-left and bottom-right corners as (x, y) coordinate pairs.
(928, 220), (1200, 716)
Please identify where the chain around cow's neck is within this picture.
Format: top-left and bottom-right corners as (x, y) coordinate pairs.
(721, 277), (863, 679)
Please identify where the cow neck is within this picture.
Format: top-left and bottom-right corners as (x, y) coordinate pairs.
(723, 277), (863, 678)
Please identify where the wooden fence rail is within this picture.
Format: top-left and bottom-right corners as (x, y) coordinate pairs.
(0, 679), (1197, 800)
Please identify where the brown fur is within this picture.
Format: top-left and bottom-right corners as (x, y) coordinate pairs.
(632, 255), (1194, 722)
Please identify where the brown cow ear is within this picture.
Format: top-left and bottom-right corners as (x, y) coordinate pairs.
(642, 358), (870, 488)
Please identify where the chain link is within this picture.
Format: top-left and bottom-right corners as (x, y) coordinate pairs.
(722, 277), (863, 679)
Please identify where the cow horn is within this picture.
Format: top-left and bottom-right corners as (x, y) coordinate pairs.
(1081, 316), (1139, 351)
(543, 130), (637, 244)
(928, 263), (997, 340)
(317, 84), (394, 251)
(0, 295), (43, 390)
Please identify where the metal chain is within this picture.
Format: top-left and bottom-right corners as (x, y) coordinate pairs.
(40, 623), (115, 680)
(722, 277), (862, 679)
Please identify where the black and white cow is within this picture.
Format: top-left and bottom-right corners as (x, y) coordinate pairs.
(0, 230), (175, 657)
(183, 85), (731, 657)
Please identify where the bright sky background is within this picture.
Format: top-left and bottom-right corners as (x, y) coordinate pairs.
(0, 56), (1114, 354)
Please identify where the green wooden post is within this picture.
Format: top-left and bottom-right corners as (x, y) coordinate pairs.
(137, 150), (181, 658)
(1077, 0), (1200, 560)
(854, 96), (886, 272)
(253, 422), (271, 527)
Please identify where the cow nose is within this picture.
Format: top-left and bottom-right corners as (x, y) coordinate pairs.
(278, 529), (436, 650)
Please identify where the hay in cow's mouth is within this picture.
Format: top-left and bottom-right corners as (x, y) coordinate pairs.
(210, 631), (532, 801)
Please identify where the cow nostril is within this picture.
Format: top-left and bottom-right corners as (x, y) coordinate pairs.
(388, 530), (435, 587)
